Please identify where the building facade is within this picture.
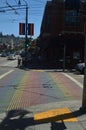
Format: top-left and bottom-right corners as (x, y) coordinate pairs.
(38, 0), (86, 69)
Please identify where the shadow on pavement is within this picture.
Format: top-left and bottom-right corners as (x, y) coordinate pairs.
(0, 108), (84, 130)
(17, 57), (77, 72)
(51, 121), (66, 130)
(18, 58), (64, 71)
(0, 109), (34, 130)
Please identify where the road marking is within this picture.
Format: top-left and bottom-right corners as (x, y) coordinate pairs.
(7, 72), (28, 110)
(34, 107), (78, 122)
(0, 70), (14, 79)
(62, 73), (83, 88)
(32, 70), (44, 72)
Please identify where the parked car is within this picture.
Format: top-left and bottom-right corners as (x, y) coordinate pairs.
(7, 54), (16, 60)
(75, 62), (85, 74)
(1, 52), (7, 57)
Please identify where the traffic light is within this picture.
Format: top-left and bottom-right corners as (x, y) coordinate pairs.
(25, 42), (29, 47)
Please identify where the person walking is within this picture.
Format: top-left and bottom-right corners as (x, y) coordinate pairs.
(18, 55), (22, 68)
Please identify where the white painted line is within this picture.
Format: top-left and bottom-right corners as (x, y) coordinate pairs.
(0, 70), (14, 79)
(62, 73), (83, 88)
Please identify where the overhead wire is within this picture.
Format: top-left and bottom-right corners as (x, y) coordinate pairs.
(0, 0), (46, 12)
(0, 0), (47, 25)
(0, 0), (48, 37)
(0, 2), (46, 17)
(31, 0), (51, 4)
(14, 0), (17, 4)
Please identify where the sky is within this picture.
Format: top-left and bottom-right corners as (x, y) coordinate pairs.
(0, 0), (49, 38)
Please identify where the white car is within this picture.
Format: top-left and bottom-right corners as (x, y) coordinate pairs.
(7, 54), (16, 60)
(75, 62), (85, 74)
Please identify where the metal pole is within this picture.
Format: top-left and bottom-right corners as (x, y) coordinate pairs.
(25, 3), (28, 67)
(80, 24), (86, 113)
(63, 43), (66, 72)
(18, 0), (28, 67)
(80, 23), (86, 113)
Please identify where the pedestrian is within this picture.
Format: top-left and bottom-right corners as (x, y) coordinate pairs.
(18, 55), (22, 67)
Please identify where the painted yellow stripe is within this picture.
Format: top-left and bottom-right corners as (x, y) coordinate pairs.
(34, 108), (78, 122)
(49, 73), (73, 100)
(32, 70), (44, 72)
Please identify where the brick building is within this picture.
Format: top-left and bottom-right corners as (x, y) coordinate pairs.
(38, 0), (86, 69)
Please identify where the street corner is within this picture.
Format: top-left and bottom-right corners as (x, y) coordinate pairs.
(34, 107), (78, 123)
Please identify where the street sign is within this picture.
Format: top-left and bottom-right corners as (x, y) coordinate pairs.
(19, 23), (25, 35)
(28, 23), (34, 35)
(19, 23), (34, 36)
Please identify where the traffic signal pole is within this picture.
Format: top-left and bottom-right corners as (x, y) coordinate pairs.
(18, 0), (28, 67)
(25, 3), (28, 67)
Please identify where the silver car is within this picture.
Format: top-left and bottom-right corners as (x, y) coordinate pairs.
(7, 54), (16, 60)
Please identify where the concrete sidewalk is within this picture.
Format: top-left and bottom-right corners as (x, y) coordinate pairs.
(0, 100), (86, 130)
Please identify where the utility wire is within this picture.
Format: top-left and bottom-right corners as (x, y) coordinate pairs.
(6, 0), (19, 14)
(0, 0), (46, 20)
(31, 0), (50, 4)
(14, 0), (17, 4)
(0, 4), (26, 9)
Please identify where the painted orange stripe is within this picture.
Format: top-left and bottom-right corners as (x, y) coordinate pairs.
(19, 23), (22, 35)
(30, 24), (34, 35)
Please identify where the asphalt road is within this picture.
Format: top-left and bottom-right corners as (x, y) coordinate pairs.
(0, 56), (18, 67)
(0, 57), (83, 114)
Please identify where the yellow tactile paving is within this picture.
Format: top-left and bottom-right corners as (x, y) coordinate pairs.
(32, 70), (44, 72)
(34, 108), (78, 122)
(7, 72), (29, 110)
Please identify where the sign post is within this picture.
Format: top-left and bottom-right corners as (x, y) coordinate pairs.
(80, 23), (86, 113)
(24, 3), (28, 67)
